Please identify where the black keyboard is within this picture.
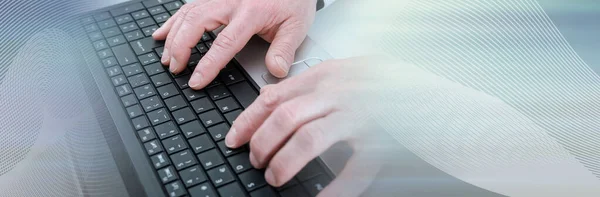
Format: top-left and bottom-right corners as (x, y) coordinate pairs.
(80, 0), (332, 196)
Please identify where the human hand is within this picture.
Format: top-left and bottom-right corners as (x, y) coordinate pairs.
(152, 0), (317, 89)
(225, 57), (396, 196)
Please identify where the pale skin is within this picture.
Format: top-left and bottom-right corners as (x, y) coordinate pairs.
(152, 0), (382, 196)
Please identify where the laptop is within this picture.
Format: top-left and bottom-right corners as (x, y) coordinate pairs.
(63, 0), (339, 196)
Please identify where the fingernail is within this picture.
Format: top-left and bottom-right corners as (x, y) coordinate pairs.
(265, 168), (276, 185)
(170, 57), (178, 73)
(249, 153), (259, 167)
(275, 56), (288, 76)
(189, 72), (202, 88)
(225, 128), (237, 147)
(161, 48), (169, 64)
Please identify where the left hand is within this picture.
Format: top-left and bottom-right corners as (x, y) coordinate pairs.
(225, 57), (391, 196)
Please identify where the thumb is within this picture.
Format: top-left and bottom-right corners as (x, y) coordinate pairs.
(265, 23), (308, 78)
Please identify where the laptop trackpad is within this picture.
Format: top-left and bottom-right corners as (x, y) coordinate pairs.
(261, 58), (321, 84)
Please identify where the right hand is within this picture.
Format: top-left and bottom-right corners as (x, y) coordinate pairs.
(152, 0), (318, 89)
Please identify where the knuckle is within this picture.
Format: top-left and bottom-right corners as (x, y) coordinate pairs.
(259, 87), (280, 109)
(296, 127), (324, 153)
(214, 31), (238, 51)
(274, 104), (297, 126)
(249, 137), (265, 160)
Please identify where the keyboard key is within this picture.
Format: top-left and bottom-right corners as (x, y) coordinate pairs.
(197, 149), (224, 170)
(131, 10), (150, 20)
(150, 152), (170, 169)
(88, 31), (103, 41)
(190, 97), (214, 114)
(158, 166), (178, 183)
(84, 23), (99, 32)
(239, 169), (267, 191)
(219, 69), (245, 85)
(143, 0), (175, 7)
(120, 22), (138, 33)
(116, 84), (133, 96)
(110, 3), (144, 16)
(98, 49), (114, 59)
(198, 110), (224, 127)
(121, 94), (138, 107)
(174, 74), (191, 89)
(205, 40), (213, 48)
(207, 85), (231, 100)
(151, 72), (172, 87)
(115, 14), (134, 25)
(170, 68), (190, 78)
(207, 124), (228, 141)
(214, 97), (240, 113)
(163, 135), (188, 154)
(145, 62), (165, 76)
(228, 152), (252, 174)
(164, 95), (187, 111)
(217, 141), (244, 157)
(107, 66), (123, 77)
(112, 44), (138, 65)
(124, 30), (144, 41)
(229, 82), (258, 109)
(169, 9), (178, 15)
(107, 35), (126, 46)
(166, 181), (186, 197)
(207, 165), (235, 187)
(139, 52), (159, 65)
(180, 120), (205, 139)
(250, 187), (278, 197)
(155, 47), (165, 57)
(207, 79), (222, 88)
(218, 182), (246, 197)
(130, 37), (162, 55)
(170, 149), (197, 170)
(102, 26), (121, 38)
(172, 107), (196, 124)
(153, 12), (171, 23)
(279, 185), (309, 197)
(188, 182), (217, 197)
(134, 84), (156, 100)
(155, 121), (180, 139)
(188, 53), (202, 68)
(142, 25), (159, 37)
(81, 16), (94, 25)
(224, 109), (242, 125)
(188, 134), (214, 154)
(202, 33), (212, 41)
(144, 139), (162, 155)
(148, 5), (166, 15)
(138, 127), (156, 143)
(122, 63), (143, 77)
(182, 88), (207, 101)
(302, 175), (331, 196)
(158, 84), (179, 99)
(136, 17), (156, 28)
(94, 12), (112, 22)
(277, 178), (299, 191)
(98, 18), (117, 29)
(128, 74), (150, 88)
(164, 1), (183, 11)
(93, 40), (108, 51)
(102, 57), (118, 67)
(296, 160), (323, 181)
(126, 104), (143, 118)
(140, 96), (163, 112)
(147, 108), (170, 125)
(196, 43), (209, 53)
(111, 75), (127, 86)
(179, 165), (207, 187)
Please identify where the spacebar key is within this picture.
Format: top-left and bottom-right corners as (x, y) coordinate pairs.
(112, 44), (138, 66)
(228, 82), (258, 109)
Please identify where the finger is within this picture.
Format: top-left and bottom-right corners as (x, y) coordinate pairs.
(317, 148), (382, 197)
(248, 93), (334, 169)
(264, 113), (352, 186)
(225, 72), (322, 149)
(161, 3), (196, 66)
(168, 11), (224, 74)
(188, 18), (255, 89)
(152, 10), (180, 40)
(264, 21), (310, 78)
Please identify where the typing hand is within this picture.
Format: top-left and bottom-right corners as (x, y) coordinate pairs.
(225, 57), (392, 196)
(152, 0), (317, 89)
